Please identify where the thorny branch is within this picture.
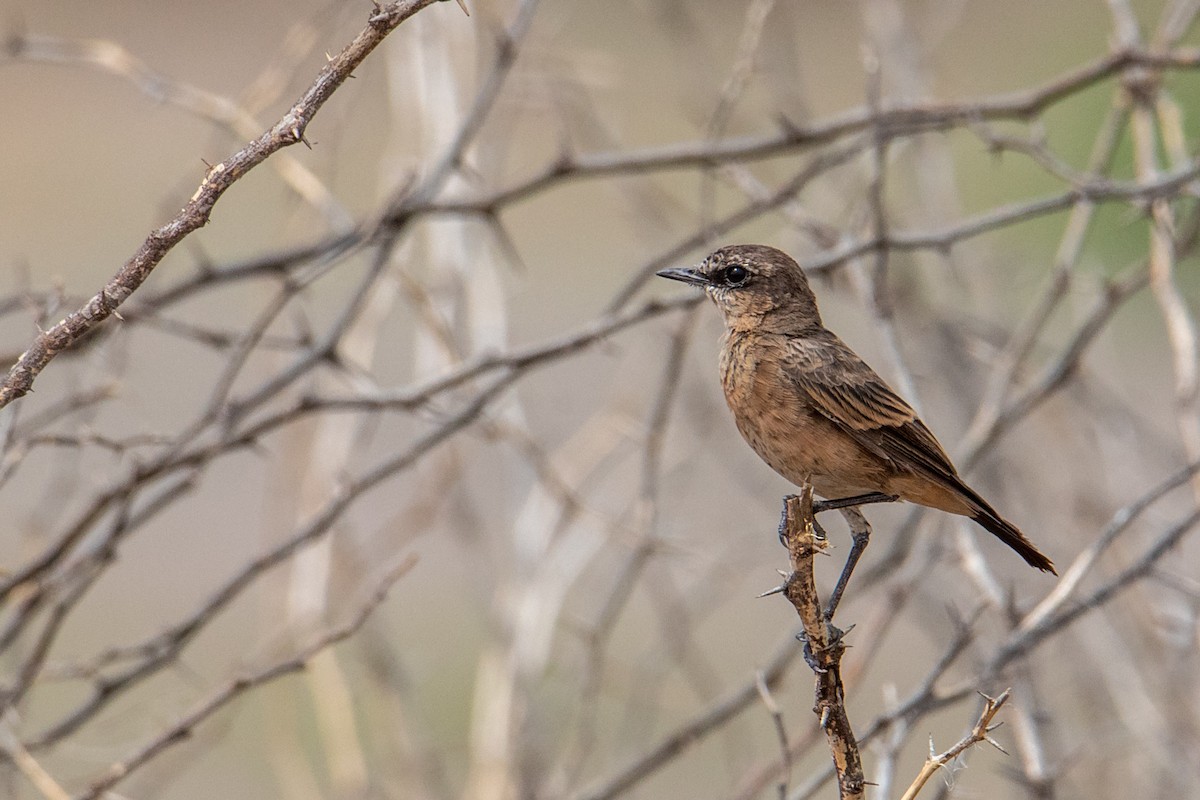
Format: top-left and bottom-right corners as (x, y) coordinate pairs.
(899, 689), (1011, 800)
(0, 0), (446, 409)
(779, 488), (864, 800)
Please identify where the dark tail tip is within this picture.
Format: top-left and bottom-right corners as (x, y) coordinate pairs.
(971, 511), (1057, 575)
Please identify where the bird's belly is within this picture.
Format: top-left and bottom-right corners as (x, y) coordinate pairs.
(734, 407), (885, 497)
(721, 356), (888, 499)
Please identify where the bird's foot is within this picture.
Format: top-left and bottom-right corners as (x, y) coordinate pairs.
(797, 632), (826, 673)
(797, 623), (853, 672)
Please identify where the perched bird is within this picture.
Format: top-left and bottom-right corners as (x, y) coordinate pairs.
(657, 244), (1055, 576)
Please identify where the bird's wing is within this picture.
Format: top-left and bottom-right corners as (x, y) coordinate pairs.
(783, 333), (960, 479)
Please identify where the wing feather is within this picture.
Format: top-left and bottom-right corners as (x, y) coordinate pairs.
(784, 334), (959, 480)
(780, 332), (1055, 573)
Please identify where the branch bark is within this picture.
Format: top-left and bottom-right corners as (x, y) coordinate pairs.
(780, 487), (865, 800)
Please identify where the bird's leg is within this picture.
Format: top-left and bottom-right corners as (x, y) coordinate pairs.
(813, 492), (896, 514)
(823, 507), (872, 622)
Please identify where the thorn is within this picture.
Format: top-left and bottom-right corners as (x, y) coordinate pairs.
(454, 0), (470, 14)
(984, 736), (1010, 755)
(111, 310), (125, 321)
(928, 734), (936, 758)
(757, 584), (787, 598)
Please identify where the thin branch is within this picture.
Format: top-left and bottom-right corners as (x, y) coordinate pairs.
(0, 712), (70, 800)
(571, 634), (802, 800)
(29, 374), (511, 747)
(899, 689), (1011, 800)
(4, 31), (353, 228)
(755, 669), (793, 800)
(0, 0), (447, 409)
(424, 46), (1200, 215)
(74, 554), (418, 800)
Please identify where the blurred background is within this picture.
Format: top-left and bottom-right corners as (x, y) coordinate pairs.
(2, 1), (1199, 798)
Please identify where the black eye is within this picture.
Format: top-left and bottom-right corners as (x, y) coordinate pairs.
(724, 265), (749, 286)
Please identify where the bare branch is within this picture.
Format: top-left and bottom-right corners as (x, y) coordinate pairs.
(76, 554), (417, 800)
(0, 0), (447, 409)
(899, 689), (1012, 800)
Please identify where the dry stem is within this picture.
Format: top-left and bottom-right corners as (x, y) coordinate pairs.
(899, 688), (1012, 800)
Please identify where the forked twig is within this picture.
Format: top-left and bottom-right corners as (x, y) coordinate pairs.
(899, 688), (1012, 800)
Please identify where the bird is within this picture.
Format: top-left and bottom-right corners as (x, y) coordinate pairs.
(657, 244), (1055, 585)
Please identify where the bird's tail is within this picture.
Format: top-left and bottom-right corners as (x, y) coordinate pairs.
(968, 501), (1056, 574)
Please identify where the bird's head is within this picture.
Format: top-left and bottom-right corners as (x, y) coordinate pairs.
(656, 244), (822, 333)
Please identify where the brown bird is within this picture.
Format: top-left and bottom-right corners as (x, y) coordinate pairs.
(658, 244), (1055, 587)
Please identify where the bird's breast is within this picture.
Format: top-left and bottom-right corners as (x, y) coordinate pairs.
(719, 332), (887, 497)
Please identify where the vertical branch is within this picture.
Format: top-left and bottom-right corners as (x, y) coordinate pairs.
(275, 251), (400, 797)
(700, 0), (778, 230)
(1113, 0), (1200, 502)
(779, 487), (865, 800)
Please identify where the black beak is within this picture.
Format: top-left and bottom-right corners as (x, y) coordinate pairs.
(655, 267), (710, 288)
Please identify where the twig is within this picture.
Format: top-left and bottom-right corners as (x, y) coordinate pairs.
(5, 31), (352, 228)
(899, 688), (1011, 800)
(75, 553), (418, 800)
(755, 669), (792, 800)
(0, 712), (70, 800)
(423, 47), (1200, 216)
(571, 633), (802, 800)
(1019, 458), (1200, 635)
(27, 374), (510, 747)
(0, 0), (446, 409)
